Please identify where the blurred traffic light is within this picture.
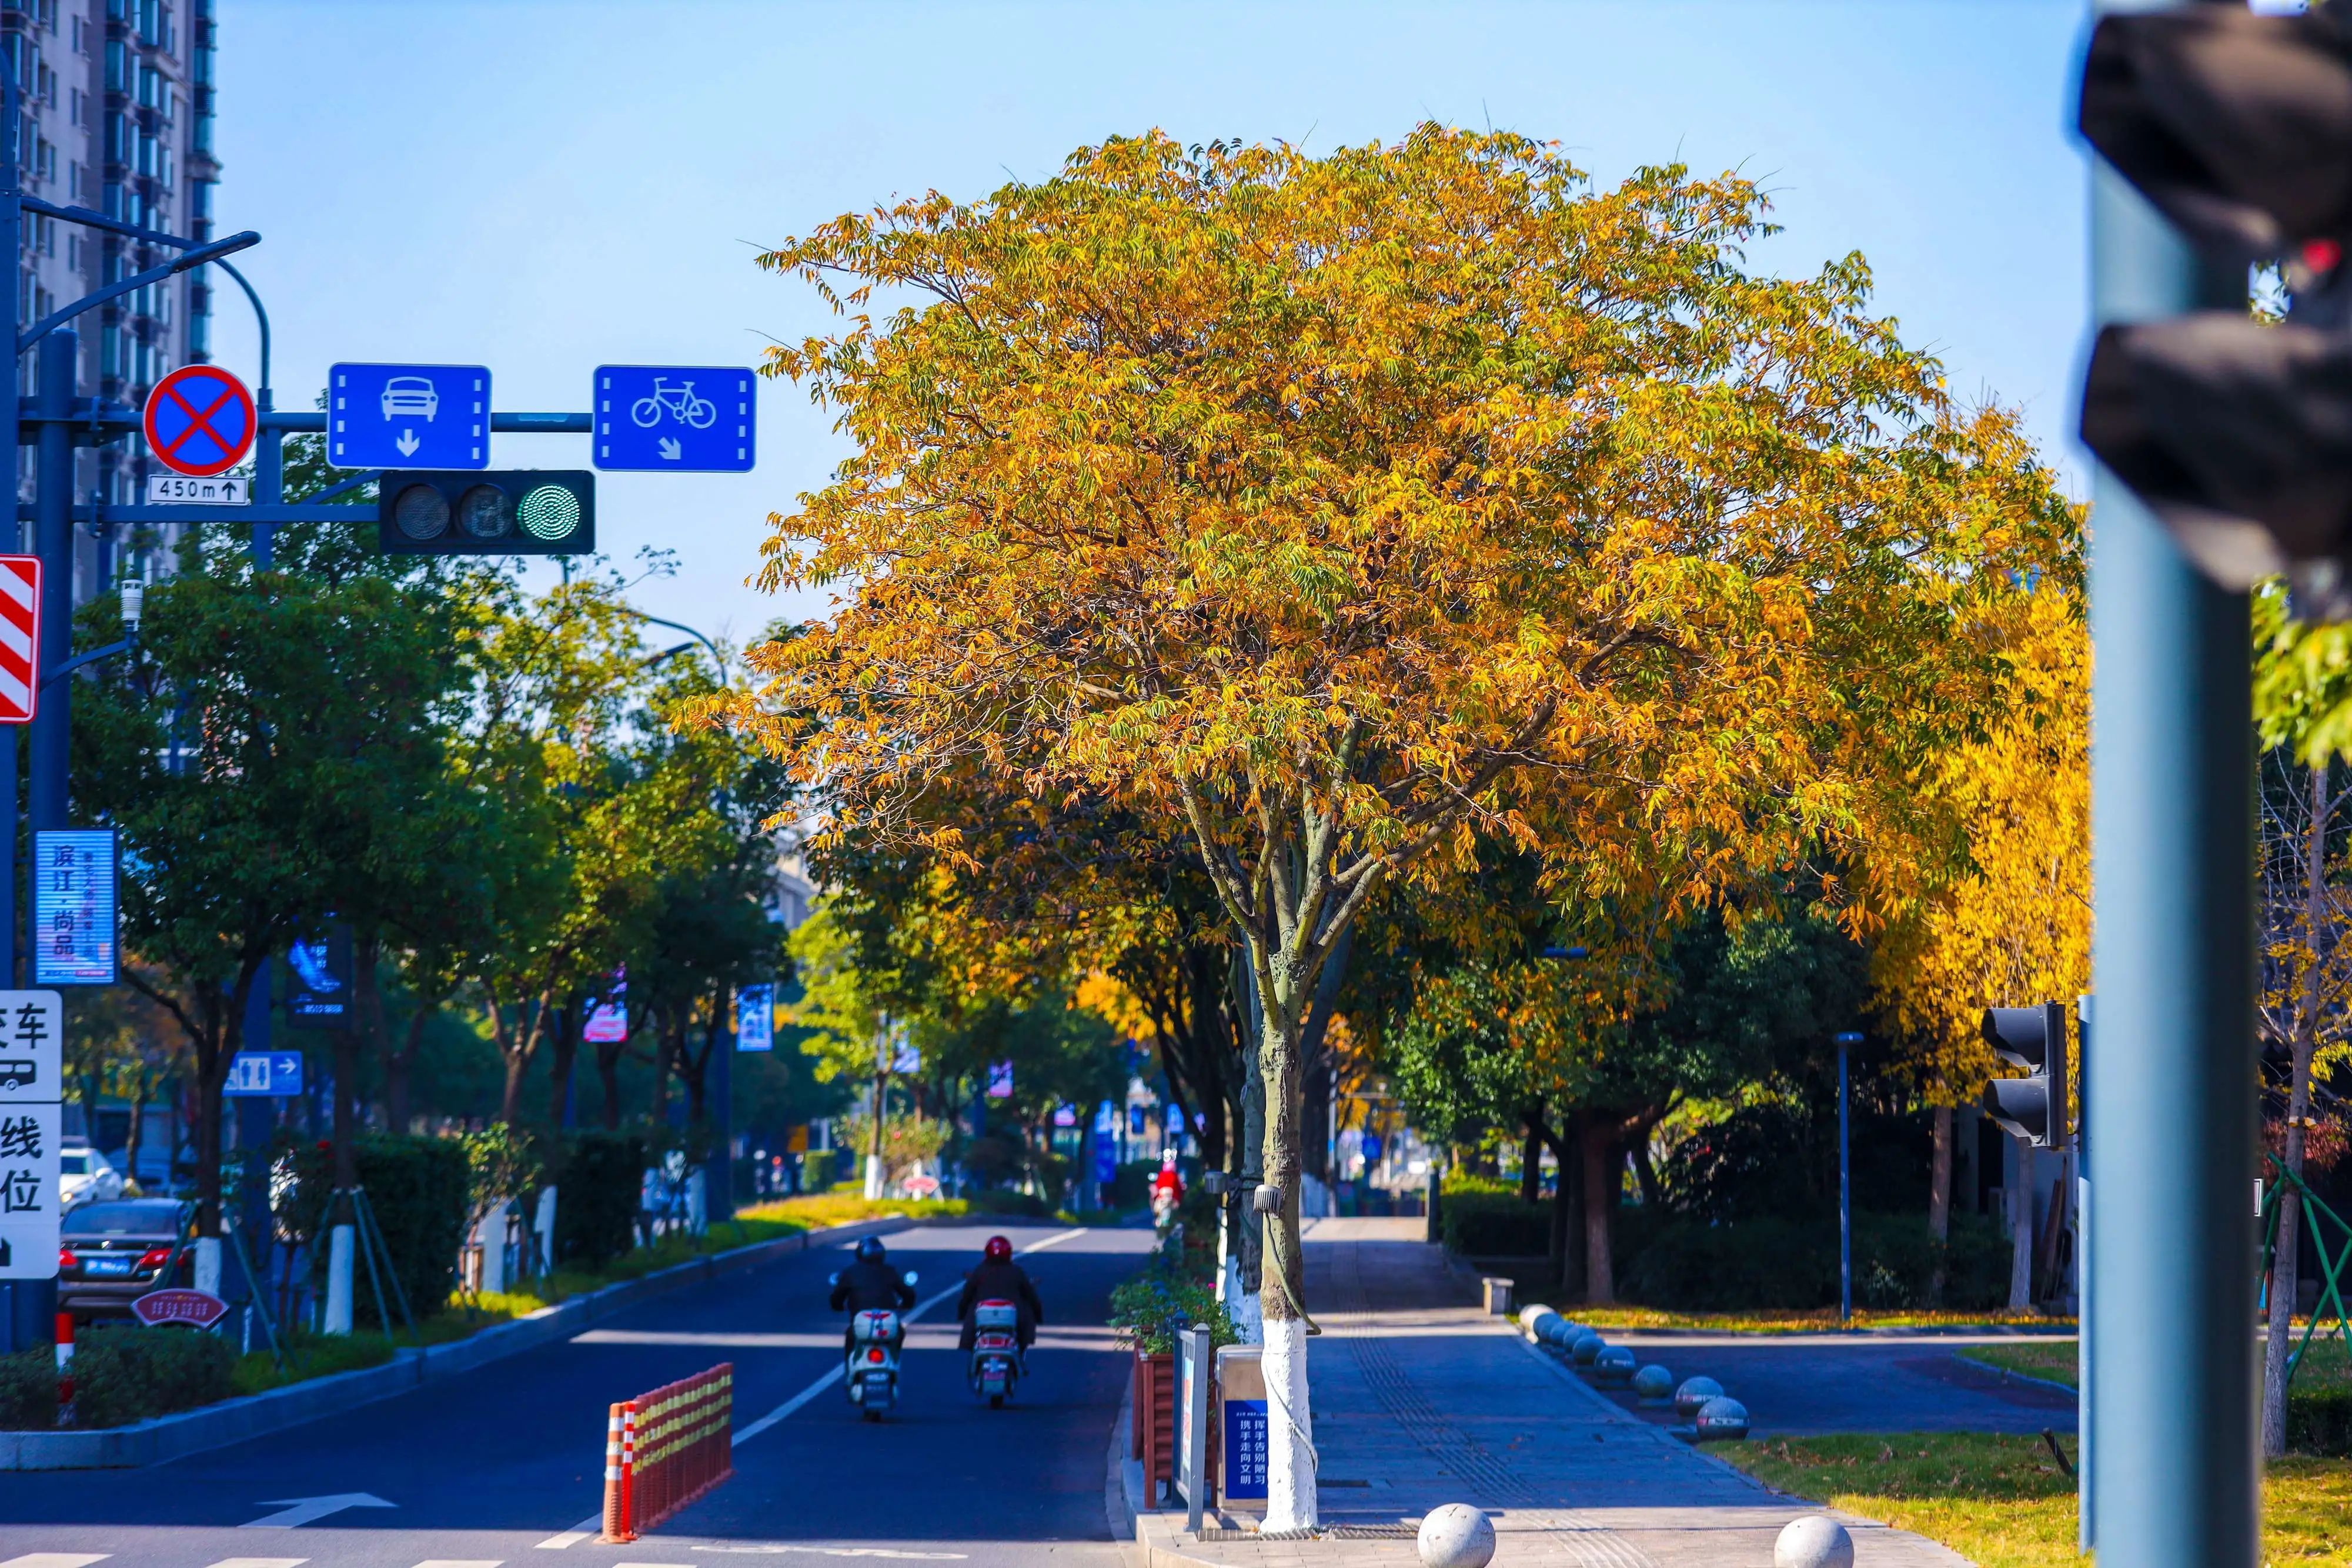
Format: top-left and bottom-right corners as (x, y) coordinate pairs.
(1982, 1003), (2071, 1151)
(377, 470), (594, 556)
(2077, 4), (2352, 613)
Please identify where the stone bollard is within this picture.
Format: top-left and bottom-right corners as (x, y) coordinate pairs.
(1417, 1503), (1496, 1568)
(1673, 1375), (1725, 1420)
(1520, 1303), (1563, 1341)
(1693, 1395), (1750, 1441)
(1774, 1515), (1855, 1568)
(1633, 1364), (1675, 1402)
(1595, 1346), (1637, 1385)
(1569, 1330), (1606, 1366)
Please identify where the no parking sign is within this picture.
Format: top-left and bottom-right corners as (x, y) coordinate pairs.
(143, 365), (256, 478)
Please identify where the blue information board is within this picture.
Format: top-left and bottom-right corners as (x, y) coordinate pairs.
(736, 984), (774, 1051)
(329, 362), (490, 469)
(1360, 1133), (1382, 1165)
(1222, 1399), (1268, 1500)
(32, 830), (116, 986)
(224, 1052), (305, 1098)
(592, 365), (755, 472)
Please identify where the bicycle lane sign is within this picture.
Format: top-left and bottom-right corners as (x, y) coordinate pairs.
(592, 365), (755, 473)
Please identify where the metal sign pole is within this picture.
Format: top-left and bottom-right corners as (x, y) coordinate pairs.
(2084, 40), (2259, 1564)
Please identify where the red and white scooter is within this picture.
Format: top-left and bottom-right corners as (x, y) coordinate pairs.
(968, 1299), (1020, 1408)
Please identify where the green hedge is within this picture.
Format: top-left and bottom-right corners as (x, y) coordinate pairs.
(1442, 1192), (1552, 1257)
(280, 1134), (470, 1325)
(800, 1148), (837, 1192)
(0, 1346), (56, 1429)
(1618, 1212), (2010, 1312)
(2290, 1387), (2352, 1457)
(70, 1325), (235, 1428)
(554, 1132), (645, 1269)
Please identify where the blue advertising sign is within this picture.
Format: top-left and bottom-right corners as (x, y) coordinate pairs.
(283, 924), (354, 1030)
(1094, 1101), (1118, 1183)
(736, 984), (774, 1052)
(1360, 1133), (1382, 1165)
(329, 362), (490, 469)
(1222, 1399), (1268, 1500)
(32, 831), (115, 985)
(986, 1061), (1013, 1099)
(224, 1052), (305, 1098)
(592, 365), (755, 472)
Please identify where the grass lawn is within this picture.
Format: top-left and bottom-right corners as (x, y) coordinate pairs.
(1568, 1305), (2073, 1333)
(1721, 1432), (2352, 1567)
(1960, 1334), (2352, 1396)
(228, 1192), (977, 1396)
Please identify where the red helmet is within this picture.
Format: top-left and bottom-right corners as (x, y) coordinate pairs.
(984, 1234), (1013, 1263)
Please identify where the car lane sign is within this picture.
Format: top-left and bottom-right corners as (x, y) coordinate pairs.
(143, 365), (256, 478)
(0, 990), (62, 1109)
(329, 362), (490, 470)
(0, 1099), (59, 1280)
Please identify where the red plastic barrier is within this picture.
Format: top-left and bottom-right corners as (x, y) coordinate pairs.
(599, 1362), (733, 1542)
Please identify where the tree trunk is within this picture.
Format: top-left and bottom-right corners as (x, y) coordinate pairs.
(2266, 762), (2333, 1457)
(546, 1001), (578, 1128)
(331, 1025), (358, 1194)
(499, 1040), (533, 1128)
(1629, 1132), (1661, 1209)
(597, 1042), (623, 1131)
(123, 1065), (149, 1187)
(1927, 1101), (1953, 1307)
(383, 983), (428, 1136)
(1581, 1118), (1618, 1305)
(1520, 1103), (1546, 1206)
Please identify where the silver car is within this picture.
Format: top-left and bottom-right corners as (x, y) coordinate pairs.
(380, 376), (439, 422)
(59, 1144), (124, 1211)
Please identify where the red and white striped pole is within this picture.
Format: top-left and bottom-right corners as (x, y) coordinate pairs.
(600, 1400), (636, 1542)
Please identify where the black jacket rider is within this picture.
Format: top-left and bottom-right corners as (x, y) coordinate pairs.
(833, 1255), (916, 1357)
(956, 1259), (1044, 1352)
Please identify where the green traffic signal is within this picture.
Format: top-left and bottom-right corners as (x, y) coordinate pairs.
(377, 470), (595, 556)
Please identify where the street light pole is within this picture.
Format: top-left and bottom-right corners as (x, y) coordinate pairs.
(1833, 1032), (1862, 1323)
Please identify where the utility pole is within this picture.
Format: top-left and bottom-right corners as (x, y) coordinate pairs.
(2083, 6), (2258, 1558)
(1835, 1031), (1862, 1324)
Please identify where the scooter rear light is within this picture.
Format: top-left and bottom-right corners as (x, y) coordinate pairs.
(867, 1347), (886, 1363)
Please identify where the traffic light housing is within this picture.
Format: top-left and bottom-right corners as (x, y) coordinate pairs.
(2077, 4), (2352, 613)
(376, 470), (594, 556)
(1981, 1003), (2070, 1151)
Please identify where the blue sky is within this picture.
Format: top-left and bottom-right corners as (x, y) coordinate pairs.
(214, 0), (2090, 641)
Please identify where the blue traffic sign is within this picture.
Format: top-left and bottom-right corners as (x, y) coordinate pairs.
(329, 362), (490, 470)
(224, 1051), (304, 1098)
(593, 365), (754, 472)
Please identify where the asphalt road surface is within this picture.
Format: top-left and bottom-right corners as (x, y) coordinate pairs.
(0, 1220), (1154, 1568)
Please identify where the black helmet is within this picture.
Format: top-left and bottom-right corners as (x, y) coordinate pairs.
(856, 1236), (887, 1263)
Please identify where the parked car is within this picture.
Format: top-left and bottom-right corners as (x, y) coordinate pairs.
(58, 1198), (194, 1319)
(58, 1143), (123, 1211)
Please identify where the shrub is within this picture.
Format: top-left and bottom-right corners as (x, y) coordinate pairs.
(69, 1325), (235, 1428)
(2289, 1387), (2352, 1457)
(799, 1148), (837, 1191)
(1107, 1157), (1157, 1212)
(1442, 1191), (1551, 1257)
(1108, 1266), (1239, 1355)
(554, 1132), (646, 1270)
(1616, 1212), (2010, 1312)
(282, 1134), (471, 1325)
(0, 1346), (57, 1429)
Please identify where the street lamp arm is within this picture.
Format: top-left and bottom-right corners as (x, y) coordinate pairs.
(209, 256), (271, 409)
(41, 637), (133, 689)
(18, 230), (260, 355)
(626, 610), (724, 670)
(17, 195), (199, 253)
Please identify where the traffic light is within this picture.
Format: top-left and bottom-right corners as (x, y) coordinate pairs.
(376, 470), (594, 556)
(2076, 4), (2352, 612)
(1981, 1003), (2070, 1151)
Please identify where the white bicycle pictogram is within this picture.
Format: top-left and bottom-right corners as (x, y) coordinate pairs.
(630, 377), (719, 430)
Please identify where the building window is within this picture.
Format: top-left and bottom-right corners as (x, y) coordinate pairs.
(66, 159), (79, 199)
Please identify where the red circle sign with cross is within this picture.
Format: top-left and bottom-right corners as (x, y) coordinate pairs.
(142, 364), (256, 477)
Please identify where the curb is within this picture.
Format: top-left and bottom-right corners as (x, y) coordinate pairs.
(0, 1214), (910, 1471)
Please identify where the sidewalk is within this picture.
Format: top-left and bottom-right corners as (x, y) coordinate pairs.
(1131, 1218), (1967, 1567)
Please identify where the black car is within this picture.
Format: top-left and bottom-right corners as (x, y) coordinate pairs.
(58, 1198), (194, 1319)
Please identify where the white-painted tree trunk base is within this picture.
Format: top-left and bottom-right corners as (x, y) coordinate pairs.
(1227, 1263), (1263, 1344)
(322, 1224), (355, 1335)
(1261, 1315), (1317, 1533)
(533, 1185), (559, 1275)
(864, 1154), (886, 1200)
(687, 1169), (708, 1235)
(191, 1236), (221, 1297)
(477, 1199), (511, 1296)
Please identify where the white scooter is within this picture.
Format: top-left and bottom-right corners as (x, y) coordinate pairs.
(968, 1298), (1020, 1409)
(833, 1268), (919, 1421)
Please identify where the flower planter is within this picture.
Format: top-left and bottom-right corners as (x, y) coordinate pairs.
(1132, 1349), (1176, 1497)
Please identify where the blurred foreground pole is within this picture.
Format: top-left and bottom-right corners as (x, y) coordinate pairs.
(2084, 5), (2257, 1559)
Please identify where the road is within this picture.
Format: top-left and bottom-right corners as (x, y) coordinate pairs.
(0, 1220), (1154, 1568)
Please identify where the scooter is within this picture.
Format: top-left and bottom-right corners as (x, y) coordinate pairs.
(968, 1298), (1020, 1408)
(832, 1268), (919, 1422)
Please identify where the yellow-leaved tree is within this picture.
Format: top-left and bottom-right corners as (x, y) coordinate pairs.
(718, 128), (2073, 1529)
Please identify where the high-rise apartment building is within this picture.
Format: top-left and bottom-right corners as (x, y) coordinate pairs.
(4, 0), (219, 591)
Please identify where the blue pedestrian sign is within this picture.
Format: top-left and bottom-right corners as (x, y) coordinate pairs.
(225, 1052), (304, 1098)
(329, 362), (490, 470)
(593, 365), (754, 472)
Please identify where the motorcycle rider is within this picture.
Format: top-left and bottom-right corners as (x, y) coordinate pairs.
(831, 1235), (917, 1361)
(956, 1233), (1044, 1366)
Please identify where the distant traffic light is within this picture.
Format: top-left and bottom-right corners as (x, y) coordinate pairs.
(377, 470), (594, 556)
(1982, 1003), (2070, 1151)
(2076, 4), (2352, 613)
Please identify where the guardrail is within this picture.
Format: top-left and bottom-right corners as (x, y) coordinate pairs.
(600, 1362), (734, 1542)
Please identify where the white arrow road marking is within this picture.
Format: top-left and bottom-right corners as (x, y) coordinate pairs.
(1, 1556), (112, 1568)
(657, 437), (682, 460)
(396, 430), (421, 456)
(239, 1494), (396, 1529)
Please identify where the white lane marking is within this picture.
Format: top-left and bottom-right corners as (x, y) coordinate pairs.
(205, 1560), (310, 1568)
(534, 1517), (602, 1550)
(240, 1495), (396, 1529)
(693, 1550), (968, 1561)
(3, 1557), (113, 1568)
(411, 1562), (505, 1567)
(730, 1227), (1084, 1449)
(613, 1563), (697, 1567)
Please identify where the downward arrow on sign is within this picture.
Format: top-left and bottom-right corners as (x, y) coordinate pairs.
(658, 436), (682, 460)
(396, 430), (421, 457)
(242, 1493), (396, 1528)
